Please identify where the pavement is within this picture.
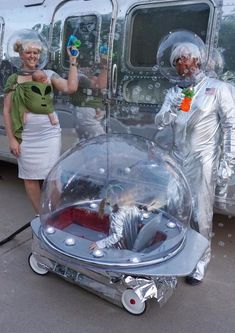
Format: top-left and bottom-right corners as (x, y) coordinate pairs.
(0, 161), (235, 333)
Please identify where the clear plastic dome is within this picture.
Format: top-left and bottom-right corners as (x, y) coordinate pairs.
(156, 30), (206, 85)
(206, 47), (224, 78)
(7, 29), (48, 69)
(40, 134), (192, 267)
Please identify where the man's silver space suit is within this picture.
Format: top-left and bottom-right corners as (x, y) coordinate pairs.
(155, 72), (235, 280)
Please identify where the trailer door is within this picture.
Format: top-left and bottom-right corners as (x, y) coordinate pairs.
(50, 0), (114, 147)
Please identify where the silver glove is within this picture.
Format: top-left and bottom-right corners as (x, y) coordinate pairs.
(155, 90), (183, 130)
(217, 159), (234, 186)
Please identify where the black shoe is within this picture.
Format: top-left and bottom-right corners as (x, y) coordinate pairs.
(185, 276), (202, 286)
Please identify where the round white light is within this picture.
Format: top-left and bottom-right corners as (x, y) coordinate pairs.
(167, 221), (176, 228)
(46, 226), (56, 234)
(65, 238), (76, 246)
(90, 203), (98, 209)
(142, 213), (149, 219)
(129, 257), (140, 263)
(93, 249), (104, 258)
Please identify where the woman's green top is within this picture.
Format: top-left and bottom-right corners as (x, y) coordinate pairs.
(4, 73), (54, 140)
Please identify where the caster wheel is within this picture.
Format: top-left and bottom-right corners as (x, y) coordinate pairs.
(28, 253), (49, 275)
(121, 289), (147, 315)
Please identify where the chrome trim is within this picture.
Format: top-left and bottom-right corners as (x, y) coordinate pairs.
(40, 226), (186, 269)
(111, 63), (117, 94)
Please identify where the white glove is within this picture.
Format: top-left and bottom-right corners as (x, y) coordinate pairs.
(164, 93), (184, 121)
(155, 90), (183, 129)
(171, 93), (184, 112)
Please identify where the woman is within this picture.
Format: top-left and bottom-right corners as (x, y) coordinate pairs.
(3, 37), (79, 214)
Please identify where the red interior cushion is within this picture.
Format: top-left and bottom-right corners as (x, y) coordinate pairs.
(49, 207), (109, 234)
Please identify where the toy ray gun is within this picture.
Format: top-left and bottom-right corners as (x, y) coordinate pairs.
(179, 86), (194, 112)
(99, 44), (108, 56)
(99, 44), (117, 61)
(67, 35), (81, 57)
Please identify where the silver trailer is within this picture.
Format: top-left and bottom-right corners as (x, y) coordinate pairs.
(0, 0), (235, 211)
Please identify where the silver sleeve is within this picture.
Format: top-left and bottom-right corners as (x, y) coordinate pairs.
(96, 206), (140, 249)
(217, 83), (235, 185)
(155, 89), (181, 130)
(96, 218), (123, 249)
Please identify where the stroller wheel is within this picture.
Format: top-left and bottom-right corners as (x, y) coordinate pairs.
(121, 289), (147, 315)
(28, 253), (49, 275)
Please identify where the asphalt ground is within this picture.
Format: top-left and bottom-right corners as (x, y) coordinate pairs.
(0, 161), (234, 333)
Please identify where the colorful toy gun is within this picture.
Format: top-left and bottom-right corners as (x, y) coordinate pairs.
(99, 44), (108, 56)
(99, 43), (117, 61)
(67, 35), (81, 56)
(179, 86), (194, 112)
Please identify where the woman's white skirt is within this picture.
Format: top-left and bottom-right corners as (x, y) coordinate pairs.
(18, 112), (61, 180)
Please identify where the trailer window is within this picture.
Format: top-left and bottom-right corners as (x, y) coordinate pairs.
(63, 15), (99, 69)
(219, 14), (235, 74)
(128, 2), (211, 69)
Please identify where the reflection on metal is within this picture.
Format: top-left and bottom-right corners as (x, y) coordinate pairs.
(0, 17), (5, 64)
(61, 14), (102, 70)
(24, 0), (45, 6)
(111, 63), (117, 94)
(156, 276), (177, 307)
(124, 276), (158, 301)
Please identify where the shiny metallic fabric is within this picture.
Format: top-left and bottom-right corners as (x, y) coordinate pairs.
(124, 276), (177, 305)
(96, 206), (141, 250)
(191, 246), (211, 281)
(155, 277), (178, 307)
(155, 72), (235, 280)
(124, 276), (158, 301)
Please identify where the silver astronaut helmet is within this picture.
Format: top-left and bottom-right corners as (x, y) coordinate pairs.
(6, 29), (48, 70)
(156, 30), (207, 86)
(40, 134), (192, 267)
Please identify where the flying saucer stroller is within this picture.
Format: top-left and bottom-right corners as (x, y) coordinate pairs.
(29, 134), (208, 315)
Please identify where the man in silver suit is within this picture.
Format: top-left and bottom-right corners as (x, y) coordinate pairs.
(155, 42), (235, 285)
